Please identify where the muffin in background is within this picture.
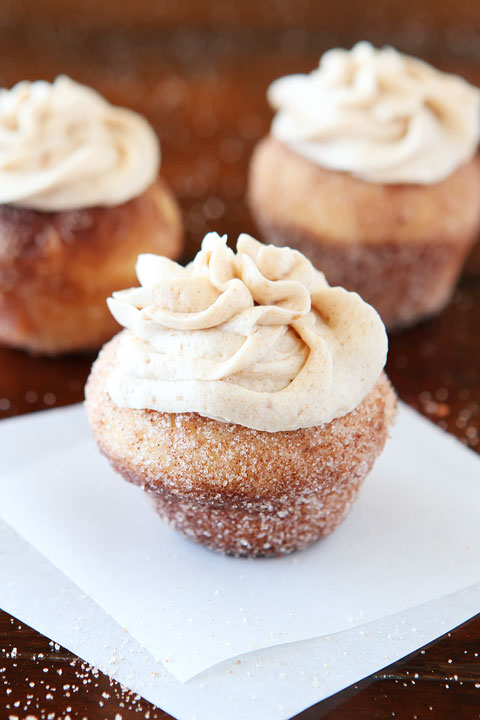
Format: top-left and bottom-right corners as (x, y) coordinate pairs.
(248, 42), (480, 330)
(0, 76), (183, 355)
(86, 232), (396, 557)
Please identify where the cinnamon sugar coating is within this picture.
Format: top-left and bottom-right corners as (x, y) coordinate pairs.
(85, 333), (397, 557)
(0, 179), (183, 354)
(248, 137), (480, 329)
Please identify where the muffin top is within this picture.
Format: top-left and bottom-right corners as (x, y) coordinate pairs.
(106, 233), (387, 432)
(0, 76), (159, 211)
(268, 42), (480, 185)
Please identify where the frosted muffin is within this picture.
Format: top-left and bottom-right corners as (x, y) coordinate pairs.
(248, 43), (480, 329)
(85, 232), (396, 557)
(0, 76), (183, 354)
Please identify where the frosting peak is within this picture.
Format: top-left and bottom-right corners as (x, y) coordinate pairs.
(106, 233), (388, 432)
(0, 76), (159, 211)
(268, 42), (480, 184)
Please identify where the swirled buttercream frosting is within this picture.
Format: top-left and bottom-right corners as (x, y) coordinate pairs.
(106, 233), (388, 432)
(268, 42), (480, 185)
(0, 76), (159, 211)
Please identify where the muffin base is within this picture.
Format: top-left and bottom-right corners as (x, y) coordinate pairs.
(0, 178), (183, 354)
(85, 334), (396, 557)
(248, 137), (480, 330)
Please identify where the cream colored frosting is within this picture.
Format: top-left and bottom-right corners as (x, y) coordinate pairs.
(268, 42), (480, 185)
(0, 76), (159, 211)
(106, 232), (387, 432)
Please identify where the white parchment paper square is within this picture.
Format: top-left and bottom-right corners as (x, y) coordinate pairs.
(1, 520), (479, 720)
(0, 403), (479, 681)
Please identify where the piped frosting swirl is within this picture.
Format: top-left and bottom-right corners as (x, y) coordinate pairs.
(0, 76), (159, 211)
(106, 233), (387, 432)
(268, 42), (480, 185)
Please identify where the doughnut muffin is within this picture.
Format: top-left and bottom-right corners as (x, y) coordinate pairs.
(248, 42), (480, 329)
(0, 76), (183, 354)
(86, 232), (396, 557)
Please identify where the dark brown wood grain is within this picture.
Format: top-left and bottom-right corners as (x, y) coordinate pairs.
(0, 6), (479, 719)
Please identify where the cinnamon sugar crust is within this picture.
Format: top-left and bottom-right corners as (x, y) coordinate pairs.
(0, 178), (183, 354)
(248, 136), (480, 329)
(85, 333), (397, 557)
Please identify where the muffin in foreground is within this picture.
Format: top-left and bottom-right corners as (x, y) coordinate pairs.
(248, 42), (480, 330)
(86, 232), (396, 557)
(0, 76), (183, 355)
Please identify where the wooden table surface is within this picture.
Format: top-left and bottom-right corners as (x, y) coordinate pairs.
(0, 7), (479, 719)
